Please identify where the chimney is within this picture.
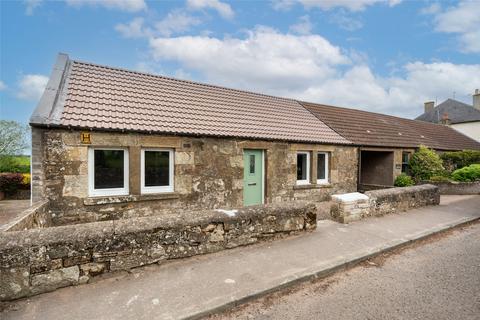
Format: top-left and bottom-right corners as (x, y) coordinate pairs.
(424, 101), (435, 113)
(473, 89), (480, 110)
(441, 113), (451, 126)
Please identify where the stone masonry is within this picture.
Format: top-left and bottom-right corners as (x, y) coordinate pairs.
(0, 201), (316, 301)
(31, 128), (357, 225)
(330, 185), (440, 223)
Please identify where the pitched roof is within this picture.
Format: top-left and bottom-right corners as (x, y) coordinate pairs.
(415, 99), (480, 124)
(30, 54), (349, 145)
(301, 101), (480, 151)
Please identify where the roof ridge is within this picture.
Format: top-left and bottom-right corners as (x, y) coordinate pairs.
(71, 59), (299, 104)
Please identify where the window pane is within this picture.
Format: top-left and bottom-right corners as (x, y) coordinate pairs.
(249, 154), (255, 174)
(297, 153), (307, 180)
(145, 151), (170, 187)
(94, 150), (124, 189)
(317, 153), (326, 180)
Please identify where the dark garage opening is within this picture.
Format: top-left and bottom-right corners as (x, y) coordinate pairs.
(360, 150), (394, 189)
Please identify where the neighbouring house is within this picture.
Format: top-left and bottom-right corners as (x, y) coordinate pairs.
(29, 54), (480, 225)
(415, 91), (480, 142)
(300, 102), (480, 191)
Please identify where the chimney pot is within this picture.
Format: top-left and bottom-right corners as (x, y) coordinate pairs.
(424, 101), (435, 113)
(474, 89), (480, 110)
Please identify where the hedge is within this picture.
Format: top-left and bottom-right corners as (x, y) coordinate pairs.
(441, 150), (480, 171)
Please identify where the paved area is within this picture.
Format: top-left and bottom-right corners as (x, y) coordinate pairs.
(1, 195), (479, 320)
(0, 200), (30, 231)
(210, 222), (480, 320)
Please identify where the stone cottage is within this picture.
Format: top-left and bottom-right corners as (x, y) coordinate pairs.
(300, 102), (480, 191)
(30, 54), (480, 225)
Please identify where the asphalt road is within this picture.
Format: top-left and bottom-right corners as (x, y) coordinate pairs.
(209, 222), (480, 320)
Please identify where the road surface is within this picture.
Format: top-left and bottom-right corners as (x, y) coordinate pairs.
(209, 222), (480, 320)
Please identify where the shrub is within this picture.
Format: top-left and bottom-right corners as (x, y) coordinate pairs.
(0, 155), (30, 173)
(394, 173), (414, 187)
(0, 173), (24, 194)
(409, 146), (445, 181)
(441, 150), (480, 171)
(21, 173), (31, 187)
(429, 175), (452, 182)
(451, 164), (480, 182)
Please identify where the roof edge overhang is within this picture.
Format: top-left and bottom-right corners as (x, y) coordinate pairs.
(29, 53), (70, 126)
(28, 124), (354, 146)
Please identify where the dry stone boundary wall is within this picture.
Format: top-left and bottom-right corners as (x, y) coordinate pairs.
(0, 201), (316, 301)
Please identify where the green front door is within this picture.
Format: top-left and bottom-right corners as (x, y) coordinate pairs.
(243, 149), (263, 206)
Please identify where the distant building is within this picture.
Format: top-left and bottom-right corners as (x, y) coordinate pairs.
(416, 90), (480, 142)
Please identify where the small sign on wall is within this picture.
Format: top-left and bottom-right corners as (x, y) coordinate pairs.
(395, 164), (402, 170)
(80, 132), (91, 144)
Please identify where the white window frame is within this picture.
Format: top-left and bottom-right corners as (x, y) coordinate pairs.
(317, 152), (329, 185)
(88, 148), (129, 197)
(296, 151), (310, 185)
(141, 148), (174, 194)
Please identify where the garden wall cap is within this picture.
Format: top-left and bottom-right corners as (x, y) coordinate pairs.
(332, 192), (369, 203)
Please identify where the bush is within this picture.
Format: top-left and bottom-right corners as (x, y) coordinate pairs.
(0, 173), (24, 194)
(451, 164), (480, 182)
(441, 150), (480, 171)
(429, 175), (452, 182)
(21, 173), (31, 187)
(409, 146), (445, 181)
(394, 173), (414, 187)
(0, 155), (30, 173)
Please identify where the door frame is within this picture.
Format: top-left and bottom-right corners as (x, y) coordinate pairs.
(243, 149), (265, 205)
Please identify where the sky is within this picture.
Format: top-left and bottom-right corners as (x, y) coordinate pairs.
(1, 0), (480, 127)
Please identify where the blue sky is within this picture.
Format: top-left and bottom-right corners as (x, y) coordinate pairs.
(1, 0), (479, 126)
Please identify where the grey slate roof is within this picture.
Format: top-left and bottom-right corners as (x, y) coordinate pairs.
(415, 99), (480, 124)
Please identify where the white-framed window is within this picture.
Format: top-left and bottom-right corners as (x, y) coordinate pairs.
(88, 148), (129, 197)
(317, 152), (329, 184)
(296, 151), (310, 185)
(141, 148), (174, 194)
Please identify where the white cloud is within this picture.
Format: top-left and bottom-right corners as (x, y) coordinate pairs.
(187, 0), (234, 19)
(329, 9), (363, 31)
(115, 17), (152, 38)
(147, 27), (480, 118)
(274, 0), (401, 12)
(155, 10), (202, 37)
(432, 1), (480, 53)
(24, 0), (42, 15)
(0, 81), (6, 91)
(149, 26), (349, 91)
(419, 3), (441, 15)
(17, 74), (48, 101)
(289, 15), (313, 35)
(65, 0), (146, 12)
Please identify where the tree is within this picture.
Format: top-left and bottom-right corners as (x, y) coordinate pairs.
(0, 120), (30, 156)
(409, 145), (445, 181)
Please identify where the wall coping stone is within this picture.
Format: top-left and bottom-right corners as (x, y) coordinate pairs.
(332, 192), (369, 203)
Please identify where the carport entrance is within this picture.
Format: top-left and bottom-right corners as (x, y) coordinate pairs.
(359, 150), (394, 189)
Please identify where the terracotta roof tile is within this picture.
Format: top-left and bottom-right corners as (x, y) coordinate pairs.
(301, 102), (480, 151)
(58, 61), (349, 144)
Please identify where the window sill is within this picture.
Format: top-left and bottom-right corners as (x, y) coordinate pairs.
(293, 183), (332, 190)
(84, 192), (180, 206)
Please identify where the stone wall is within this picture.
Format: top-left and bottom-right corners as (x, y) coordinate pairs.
(330, 185), (440, 223)
(366, 184), (440, 216)
(0, 201), (316, 301)
(31, 128), (357, 225)
(3, 200), (52, 232)
(420, 181), (480, 195)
